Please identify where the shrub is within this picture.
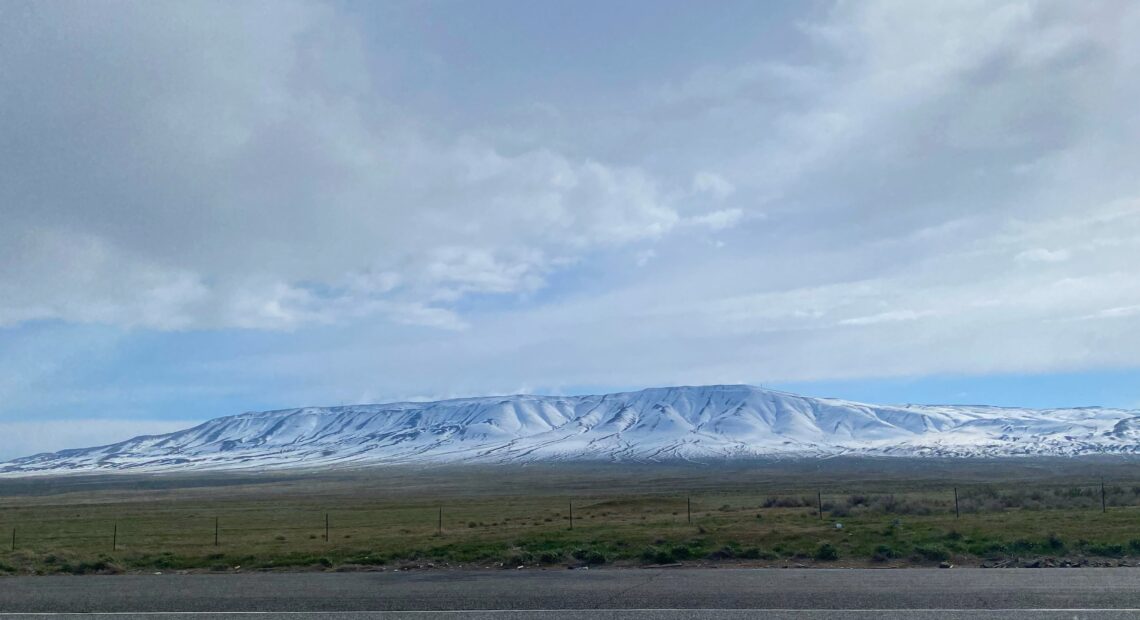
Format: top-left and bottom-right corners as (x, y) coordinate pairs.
(344, 554), (386, 566)
(536, 550), (564, 564)
(1086, 543), (1126, 558)
(1009, 539), (1036, 553)
(966, 540), (1008, 557)
(763, 496), (810, 508)
(61, 559), (120, 575)
(653, 548), (676, 564)
(707, 546), (735, 560)
(886, 500), (933, 516)
(640, 544), (698, 565)
(502, 549), (534, 566)
(871, 544), (899, 562)
(814, 543), (839, 561)
(641, 547), (676, 565)
(912, 544), (950, 562)
(738, 547), (777, 560)
(670, 545), (693, 560)
(580, 550), (607, 565)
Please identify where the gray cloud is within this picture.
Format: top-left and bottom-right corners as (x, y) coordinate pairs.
(0, 0), (736, 331)
(2, 0), (1140, 422)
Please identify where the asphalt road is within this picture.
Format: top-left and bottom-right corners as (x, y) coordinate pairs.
(2, 568), (1140, 618)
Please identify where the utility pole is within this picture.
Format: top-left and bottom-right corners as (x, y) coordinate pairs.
(214, 517), (219, 547)
(687, 496), (692, 525)
(112, 523), (117, 552)
(954, 487), (960, 519)
(325, 513), (330, 542)
(1102, 479), (1107, 513)
(817, 491), (823, 520)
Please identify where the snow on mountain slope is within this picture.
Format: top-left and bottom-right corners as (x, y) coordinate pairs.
(4, 385), (1140, 475)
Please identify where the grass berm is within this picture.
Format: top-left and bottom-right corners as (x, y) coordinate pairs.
(3, 458), (1140, 574)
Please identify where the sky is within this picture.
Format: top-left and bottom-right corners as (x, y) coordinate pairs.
(2, 0), (1140, 459)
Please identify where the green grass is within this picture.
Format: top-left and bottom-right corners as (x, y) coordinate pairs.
(3, 458), (1140, 574)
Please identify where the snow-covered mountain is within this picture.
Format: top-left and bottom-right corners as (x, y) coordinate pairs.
(5, 385), (1140, 475)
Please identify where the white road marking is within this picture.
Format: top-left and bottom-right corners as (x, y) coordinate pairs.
(2, 609), (1139, 615)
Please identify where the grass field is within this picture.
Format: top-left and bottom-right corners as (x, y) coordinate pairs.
(3, 458), (1140, 574)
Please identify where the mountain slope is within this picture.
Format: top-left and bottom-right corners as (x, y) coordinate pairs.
(4, 385), (1140, 475)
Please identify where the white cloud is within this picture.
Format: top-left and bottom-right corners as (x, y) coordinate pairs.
(635, 249), (658, 267)
(684, 209), (745, 231)
(838, 309), (932, 326)
(1072, 304), (1140, 322)
(692, 172), (735, 199)
(1016, 248), (1071, 263)
(2, 0), (1140, 433)
(0, 1), (739, 333)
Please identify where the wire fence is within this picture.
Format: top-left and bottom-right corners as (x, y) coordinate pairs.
(2, 480), (1135, 555)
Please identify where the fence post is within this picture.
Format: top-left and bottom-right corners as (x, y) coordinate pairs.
(687, 496), (692, 525)
(954, 487), (960, 519)
(113, 523), (117, 552)
(817, 491), (823, 520)
(214, 517), (219, 547)
(1102, 480), (1107, 513)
